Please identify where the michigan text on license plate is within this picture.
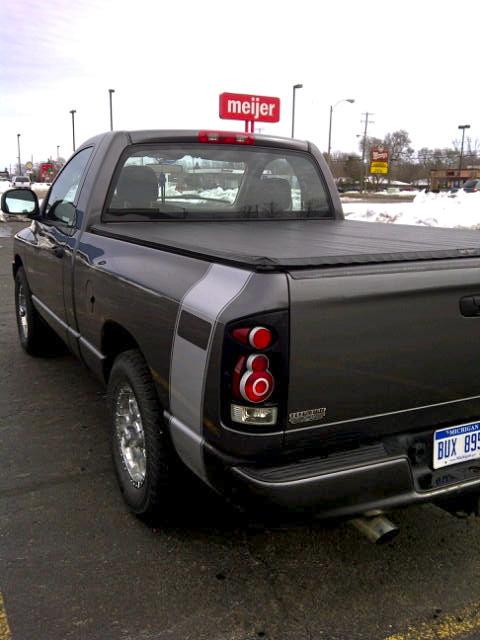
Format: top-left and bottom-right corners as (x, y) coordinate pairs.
(433, 421), (480, 469)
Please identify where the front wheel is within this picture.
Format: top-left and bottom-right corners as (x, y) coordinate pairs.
(14, 267), (61, 356)
(107, 349), (180, 522)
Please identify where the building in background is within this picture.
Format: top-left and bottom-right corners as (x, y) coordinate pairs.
(430, 167), (480, 191)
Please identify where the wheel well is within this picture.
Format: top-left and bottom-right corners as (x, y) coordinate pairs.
(102, 322), (140, 382)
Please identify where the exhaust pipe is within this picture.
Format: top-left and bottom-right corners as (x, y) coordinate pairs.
(350, 515), (399, 544)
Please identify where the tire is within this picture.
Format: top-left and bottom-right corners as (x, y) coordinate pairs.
(107, 349), (179, 522)
(14, 267), (62, 356)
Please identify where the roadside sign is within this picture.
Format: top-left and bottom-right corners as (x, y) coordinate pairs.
(219, 92), (280, 124)
(370, 162), (388, 174)
(25, 161), (33, 170)
(370, 145), (389, 174)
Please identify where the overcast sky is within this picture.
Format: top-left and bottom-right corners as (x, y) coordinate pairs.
(1, 0), (479, 170)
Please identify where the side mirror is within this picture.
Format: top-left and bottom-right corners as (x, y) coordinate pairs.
(1, 188), (40, 218)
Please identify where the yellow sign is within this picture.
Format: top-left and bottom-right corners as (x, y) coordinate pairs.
(370, 161), (389, 174)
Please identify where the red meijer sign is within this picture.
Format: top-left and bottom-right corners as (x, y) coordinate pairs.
(219, 92), (280, 123)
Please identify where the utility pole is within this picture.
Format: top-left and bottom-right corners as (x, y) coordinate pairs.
(458, 124), (470, 172)
(361, 112), (374, 193)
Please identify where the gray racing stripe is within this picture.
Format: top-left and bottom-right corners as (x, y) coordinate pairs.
(168, 264), (253, 480)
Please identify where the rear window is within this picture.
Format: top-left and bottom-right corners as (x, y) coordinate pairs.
(15, 177), (29, 183)
(104, 144), (332, 221)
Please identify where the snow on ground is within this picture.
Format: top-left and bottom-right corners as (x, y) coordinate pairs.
(341, 189), (421, 202)
(343, 190), (480, 229)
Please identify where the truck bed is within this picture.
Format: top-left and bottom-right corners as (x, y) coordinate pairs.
(91, 219), (480, 270)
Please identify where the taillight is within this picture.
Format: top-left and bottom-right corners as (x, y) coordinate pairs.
(222, 311), (288, 429)
(230, 331), (276, 428)
(232, 354), (274, 403)
(232, 326), (273, 350)
(238, 354), (274, 404)
(198, 130), (255, 145)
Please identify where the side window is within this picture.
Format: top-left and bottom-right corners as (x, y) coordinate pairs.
(44, 147), (93, 226)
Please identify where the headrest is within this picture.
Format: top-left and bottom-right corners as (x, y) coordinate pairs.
(260, 177), (292, 211)
(115, 165), (158, 208)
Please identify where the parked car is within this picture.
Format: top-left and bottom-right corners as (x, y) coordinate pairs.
(10, 176), (31, 189)
(4, 129), (480, 542)
(462, 179), (480, 193)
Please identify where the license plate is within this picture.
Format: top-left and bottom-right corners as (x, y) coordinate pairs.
(433, 421), (480, 469)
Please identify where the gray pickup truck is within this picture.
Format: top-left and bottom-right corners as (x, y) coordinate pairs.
(5, 129), (480, 539)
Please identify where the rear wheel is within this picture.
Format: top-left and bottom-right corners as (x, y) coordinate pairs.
(108, 349), (180, 522)
(14, 267), (62, 355)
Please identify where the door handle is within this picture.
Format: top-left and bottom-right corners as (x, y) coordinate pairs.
(53, 246), (65, 259)
(460, 296), (480, 317)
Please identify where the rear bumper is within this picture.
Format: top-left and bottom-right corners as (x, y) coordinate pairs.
(168, 409), (480, 518)
(227, 444), (480, 519)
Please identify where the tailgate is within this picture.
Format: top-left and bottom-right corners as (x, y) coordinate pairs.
(287, 259), (480, 444)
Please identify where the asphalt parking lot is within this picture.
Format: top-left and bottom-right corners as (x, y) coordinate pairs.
(2, 222), (480, 640)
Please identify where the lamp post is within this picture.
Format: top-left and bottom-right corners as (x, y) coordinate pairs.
(458, 124), (471, 172)
(291, 83), (303, 138)
(70, 110), (76, 152)
(108, 89), (115, 131)
(327, 98), (355, 165)
(17, 133), (21, 175)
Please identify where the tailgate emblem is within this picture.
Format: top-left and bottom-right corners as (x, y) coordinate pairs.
(289, 408), (327, 424)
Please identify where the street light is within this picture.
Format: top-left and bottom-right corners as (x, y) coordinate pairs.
(108, 89), (115, 131)
(291, 83), (303, 138)
(57, 145), (60, 160)
(70, 110), (76, 152)
(327, 98), (355, 164)
(17, 134), (21, 175)
(458, 124), (471, 171)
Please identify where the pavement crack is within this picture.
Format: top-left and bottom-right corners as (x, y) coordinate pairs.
(241, 528), (313, 640)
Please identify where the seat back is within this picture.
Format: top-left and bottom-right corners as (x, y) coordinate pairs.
(243, 177), (292, 214)
(114, 165), (159, 208)
(261, 177), (292, 211)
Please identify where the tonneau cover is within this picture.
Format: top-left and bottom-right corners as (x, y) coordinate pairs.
(91, 219), (480, 270)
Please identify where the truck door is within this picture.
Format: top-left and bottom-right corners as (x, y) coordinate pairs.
(26, 147), (93, 346)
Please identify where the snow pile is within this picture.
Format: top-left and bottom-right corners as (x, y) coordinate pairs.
(198, 187), (238, 203)
(343, 190), (480, 229)
(164, 185), (239, 204)
(341, 189), (421, 201)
